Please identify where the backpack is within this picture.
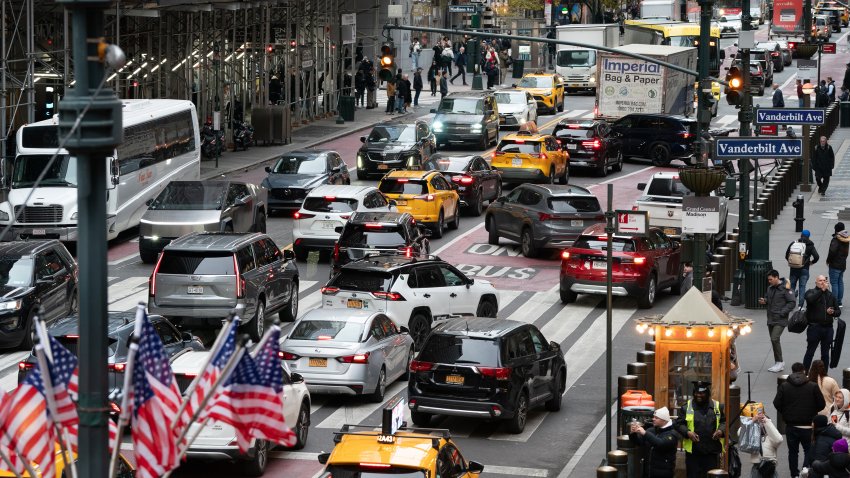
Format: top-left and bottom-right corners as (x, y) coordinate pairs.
(788, 241), (806, 268)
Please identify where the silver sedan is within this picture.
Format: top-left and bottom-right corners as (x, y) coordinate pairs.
(280, 308), (415, 402)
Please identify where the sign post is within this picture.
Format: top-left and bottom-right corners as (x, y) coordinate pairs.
(682, 196), (721, 234)
(614, 210), (648, 235)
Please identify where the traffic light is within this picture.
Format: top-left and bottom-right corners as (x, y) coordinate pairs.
(725, 65), (743, 106)
(266, 44), (274, 54)
(379, 41), (394, 82)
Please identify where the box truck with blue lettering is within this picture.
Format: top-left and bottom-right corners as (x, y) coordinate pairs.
(594, 44), (697, 121)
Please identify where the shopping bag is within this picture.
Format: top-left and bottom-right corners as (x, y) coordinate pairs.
(738, 417), (762, 455)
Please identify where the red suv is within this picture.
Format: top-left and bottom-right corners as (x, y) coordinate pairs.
(559, 223), (683, 309)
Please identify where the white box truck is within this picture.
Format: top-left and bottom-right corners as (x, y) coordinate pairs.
(641, 0), (680, 20)
(555, 24), (619, 94)
(594, 44), (696, 120)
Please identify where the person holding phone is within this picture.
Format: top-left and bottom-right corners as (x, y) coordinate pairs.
(804, 276), (842, 370)
(629, 407), (680, 477)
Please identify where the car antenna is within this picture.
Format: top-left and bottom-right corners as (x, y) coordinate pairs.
(465, 321), (469, 332)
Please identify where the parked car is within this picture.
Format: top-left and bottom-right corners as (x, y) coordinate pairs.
(261, 149), (350, 214)
(718, 14), (742, 36)
(552, 119), (623, 177)
(491, 130), (570, 185)
(431, 90), (500, 149)
(559, 223), (684, 308)
(746, 48), (775, 84)
(292, 185), (395, 261)
(514, 72), (565, 114)
(280, 308), (415, 401)
(726, 60), (766, 96)
(754, 42), (784, 72)
(484, 184), (604, 258)
(139, 181), (268, 264)
(377, 170), (460, 238)
(609, 113), (698, 166)
(330, 212), (430, 275)
(433, 154), (502, 216)
(0, 240), (77, 350)
(495, 89), (538, 129)
(322, 254), (499, 347)
(775, 41), (794, 66)
(148, 232), (299, 341)
(355, 120), (438, 180)
(408, 317), (567, 434)
(172, 350), (310, 476)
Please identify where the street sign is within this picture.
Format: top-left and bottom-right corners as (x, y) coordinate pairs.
(754, 107), (825, 125)
(715, 137), (803, 158)
(759, 124), (778, 136)
(615, 210), (647, 235)
(682, 196), (721, 234)
(822, 42), (837, 54)
(387, 4), (403, 18)
(448, 5), (477, 13)
(797, 59), (817, 71)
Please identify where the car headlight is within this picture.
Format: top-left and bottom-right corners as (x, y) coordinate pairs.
(590, 74), (597, 84)
(471, 124), (483, 131)
(70, 212), (78, 220)
(0, 300), (22, 311)
(432, 121), (443, 132)
(357, 153), (364, 169)
(407, 155), (417, 167)
(0, 210), (8, 222)
(518, 116), (527, 124)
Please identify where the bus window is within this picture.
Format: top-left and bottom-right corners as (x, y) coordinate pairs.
(12, 154), (77, 188)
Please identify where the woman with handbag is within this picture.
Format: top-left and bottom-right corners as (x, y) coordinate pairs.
(739, 407), (783, 478)
(810, 360), (840, 416)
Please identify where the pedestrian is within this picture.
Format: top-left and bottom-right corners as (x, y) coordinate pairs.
(354, 70), (366, 108)
(629, 407), (680, 477)
(674, 381), (725, 478)
(811, 360), (840, 416)
(812, 136), (836, 195)
(810, 414), (842, 478)
(844, 63), (850, 92)
(787, 125), (798, 138)
(439, 71), (449, 99)
(451, 46), (467, 85)
(816, 81), (830, 107)
(385, 76), (396, 114)
(828, 77), (836, 103)
(402, 74), (412, 111)
(740, 407), (782, 478)
(828, 222), (850, 307)
(797, 79), (805, 107)
(773, 362), (826, 477)
(442, 42), (454, 75)
(395, 73), (410, 114)
(829, 388), (850, 436)
(365, 65), (377, 109)
(759, 269), (795, 373)
(803, 275), (841, 370)
(428, 60), (439, 96)
(772, 83), (785, 107)
(411, 37), (422, 70)
(681, 262), (694, 292)
(413, 68), (423, 107)
(786, 229), (819, 306)
(812, 437), (850, 478)
(841, 86), (850, 102)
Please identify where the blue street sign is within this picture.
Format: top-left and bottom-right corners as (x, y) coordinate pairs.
(754, 108), (825, 125)
(448, 5), (477, 13)
(715, 137), (803, 158)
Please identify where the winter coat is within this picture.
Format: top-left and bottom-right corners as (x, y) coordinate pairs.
(629, 424), (679, 477)
(813, 144), (836, 177)
(428, 65), (438, 82)
(773, 372), (827, 426)
(674, 399), (726, 456)
(413, 72), (423, 91)
(772, 88), (785, 107)
(844, 66), (850, 91)
(828, 232), (850, 271)
(354, 72), (366, 92)
(455, 51), (467, 67)
(764, 278), (796, 326)
(813, 452), (850, 478)
(819, 376), (841, 416)
(786, 237), (820, 269)
(805, 287), (842, 326)
(439, 76), (448, 95)
(831, 390), (850, 440)
(811, 423), (843, 465)
(739, 418), (783, 464)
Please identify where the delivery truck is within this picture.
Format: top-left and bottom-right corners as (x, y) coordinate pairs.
(594, 44), (696, 120)
(555, 24), (619, 94)
(641, 0), (681, 20)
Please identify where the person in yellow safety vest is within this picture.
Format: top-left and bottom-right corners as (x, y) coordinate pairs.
(674, 381), (726, 478)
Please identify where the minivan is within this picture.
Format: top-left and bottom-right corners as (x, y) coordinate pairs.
(430, 91), (500, 150)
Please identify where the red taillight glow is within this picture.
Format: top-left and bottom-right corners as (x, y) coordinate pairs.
(150, 252), (164, 296)
(365, 223), (385, 228)
(479, 367), (512, 380)
(321, 286), (340, 295)
(409, 360), (435, 372)
(360, 463), (392, 469)
(18, 361), (34, 371)
(372, 291), (406, 301)
(396, 178), (409, 183)
(332, 242), (340, 262)
(452, 175), (475, 184)
(770, 52), (780, 56)
(561, 251), (570, 260)
(531, 153), (548, 159)
(338, 352), (370, 364)
(680, 132), (694, 139)
(234, 255), (243, 299)
(567, 124), (581, 129)
(581, 139), (601, 149)
(788, 42), (796, 49)
(294, 212), (315, 220)
(64, 334), (80, 339)
(633, 256), (647, 265)
(109, 363), (126, 373)
(538, 212), (553, 221)
(340, 215), (351, 220)
(401, 246), (413, 258)
(514, 139), (525, 143)
(632, 206), (639, 211)
(317, 335), (333, 340)
(279, 351), (301, 360)
(324, 196), (336, 200)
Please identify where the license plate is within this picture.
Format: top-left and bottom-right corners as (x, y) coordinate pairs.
(188, 285), (204, 294)
(319, 221), (337, 230)
(347, 299), (363, 309)
(567, 144), (577, 150)
(445, 374), (465, 384)
(571, 219), (583, 227)
(511, 158), (523, 167)
(664, 228), (678, 235)
(592, 261), (606, 270)
(308, 358), (327, 367)
(395, 200), (407, 206)
(570, 84), (580, 87)
(378, 164), (389, 170)
(31, 229), (46, 236)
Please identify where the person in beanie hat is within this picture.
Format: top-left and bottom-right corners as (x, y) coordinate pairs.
(739, 406), (782, 478)
(810, 414), (842, 478)
(675, 381), (725, 478)
(812, 438), (850, 478)
(827, 222), (850, 307)
(786, 229), (819, 306)
(629, 406), (680, 477)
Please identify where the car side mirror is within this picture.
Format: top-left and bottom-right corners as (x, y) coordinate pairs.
(235, 196), (250, 206)
(283, 249), (296, 261)
(318, 452), (330, 465)
(399, 326), (410, 334)
(466, 278), (474, 288)
(331, 165), (343, 173)
(637, 182), (646, 191)
(145, 198), (154, 207)
(360, 136), (367, 143)
(265, 166), (272, 173)
(181, 332), (193, 342)
(290, 372), (305, 384)
(468, 461), (485, 474)
(549, 341), (560, 350)
(388, 199), (397, 207)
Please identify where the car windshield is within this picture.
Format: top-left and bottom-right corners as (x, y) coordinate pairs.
(437, 98), (484, 114)
(548, 197), (601, 213)
(573, 236), (637, 252)
(418, 334), (500, 366)
(495, 92), (526, 104)
(378, 179), (428, 195)
(328, 270), (394, 292)
(557, 50), (596, 67)
(667, 36), (696, 47)
(0, 257), (33, 287)
(271, 154), (326, 174)
(289, 320), (365, 342)
(723, 15), (741, 21)
(497, 140), (541, 154)
(518, 76), (554, 88)
(320, 467), (426, 478)
(148, 182), (225, 210)
(555, 125), (594, 139)
(157, 251), (235, 275)
(646, 178), (692, 197)
(339, 226), (407, 248)
(368, 125), (417, 142)
(303, 196), (358, 213)
(12, 154), (77, 188)
(435, 158), (470, 172)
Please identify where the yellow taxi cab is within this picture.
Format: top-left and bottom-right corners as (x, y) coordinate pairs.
(515, 72), (565, 114)
(377, 169), (460, 238)
(693, 81), (721, 117)
(317, 397), (484, 478)
(492, 130), (569, 184)
(817, 1), (849, 25)
(0, 446), (136, 477)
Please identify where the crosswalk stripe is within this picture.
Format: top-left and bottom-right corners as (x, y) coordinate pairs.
(299, 280), (319, 294)
(504, 287), (559, 323)
(108, 277), (150, 311)
(298, 290), (324, 318)
(540, 297), (601, 344)
(496, 290), (524, 313)
(316, 381), (407, 429)
(715, 114), (737, 126)
(487, 409), (549, 442)
(564, 305), (635, 391)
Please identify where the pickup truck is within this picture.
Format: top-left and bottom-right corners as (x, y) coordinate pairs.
(634, 172), (728, 243)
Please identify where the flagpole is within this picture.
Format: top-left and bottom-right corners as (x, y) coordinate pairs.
(32, 322), (77, 478)
(162, 335), (250, 478)
(0, 443), (22, 478)
(1, 430), (38, 478)
(108, 303), (145, 478)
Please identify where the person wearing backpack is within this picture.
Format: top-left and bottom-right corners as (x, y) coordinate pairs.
(787, 230), (820, 306)
(828, 222), (850, 307)
(803, 275), (841, 371)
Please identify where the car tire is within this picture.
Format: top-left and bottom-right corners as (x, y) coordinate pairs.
(224, 222), (234, 233)
(758, 85), (765, 96)
(409, 312), (432, 350)
(560, 284), (577, 304)
(368, 368), (387, 403)
(557, 99), (564, 112)
(402, 347), (415, 380)
(650, 144), (671, 167)
(278, 284), (299, 322)
(492, 181), (502, 203)
(613, 150), (624, 172)
(487, 216), (499, 245)
(547, 167), (555, 184)
(448, 207), (460, 230)
(290, 401), (310, 450)
(469, 189), (484, 216)
(521, 227), (538, 258)
(140, 246), (158, 265)
(478, 133), (488, 150)
(293, 245), (309, 262)
(19, 312), (35, 350)
(432, 211), (445, 239)
(671, 267), (685, 296)
(243, 439), (268, 477)
(242, 300), (265, 342)
(411, 411), (432, 427)
(596, 158), (608, 177)
(638, 274), (657, 309)
(69, 289), (79, 315)
(558, 165), (568, 184)
(254, 213), (267, 234)
(476, 298), (498, 318)
(506, 391), (529, 434)
(545, 369), (566, 412)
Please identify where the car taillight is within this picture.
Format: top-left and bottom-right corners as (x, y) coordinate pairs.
(360, 463), (392, 470)
(18, 361), (34, 371)
(279, 351), (301, 360)
(680, 132), (694, 139)
(492, 151), (499, 159)
(788, 42), (796, 49)
(293, 212), (315, 219)
(372, 291), (405, 301)
(234, 255), (243, 299)
(538, 212), (553, 221)
(479, 366), (512, 380)
(633, 256), (647, 265)
(340, 215), (351, 220)
(109, 363), (126, 372)
(409, 360), (435, 372)
(770, 52), (780, 57)
(459, 176), (474, 184)
(149, 252), (164, 296)
(632, 206), (639, 211)
(581, 139), (601, 149)
(414, 194), (435, 201)
(321, 286), (340, 295)
(337, 353), (370, 364)
(531, 153), (548, 159)
(400, 246), (413, 258)
(332, 242), (340, 262)
(561, 251), (570, 260)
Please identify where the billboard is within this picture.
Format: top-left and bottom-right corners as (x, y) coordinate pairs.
(598, 58), (664, 116)
(772, 0), (803, 35)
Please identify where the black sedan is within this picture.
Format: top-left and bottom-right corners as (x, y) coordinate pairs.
(262, 149), (351, 214)
(553, 119), (623, 177)
(356, 120), (437, 180)
(433, 154), (502, 216)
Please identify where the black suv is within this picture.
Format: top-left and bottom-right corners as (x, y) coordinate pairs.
(431, 90), (500, 149)
(609, 114), (698, 167)
(331, 212), (430, 274)
(408, 317), (567, 434)
(552, 119), (624, 177)
(433, 154), (502, 216)
(356, 120), (438, 180)
(0, 240), (78, 350)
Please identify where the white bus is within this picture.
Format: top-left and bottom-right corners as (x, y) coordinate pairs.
(1, 99), (200, 241)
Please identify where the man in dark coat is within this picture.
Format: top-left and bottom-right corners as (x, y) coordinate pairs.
(812, 135), (836, 195)
(772, 83), (785, 107)
(674, 381), (725, 478)
(428, 60), (439, 96)
(804, 275), (842, 370)
(629, 407), (680, 477)
(451, 46), (467, 85)
(827, 222), (850, 307)
(773, 362), (826, 477)
(843, 62), (850, 91)
(413, 68), (424, 107)
(439, 71), (449, 99)
(813, 437), (850, 478)
(759, 269), (796, 373)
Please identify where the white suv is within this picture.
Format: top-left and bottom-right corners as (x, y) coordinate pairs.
(292, 185), (394, 260)
(321, 254), (500, 347)
(171, 350), (311, 476)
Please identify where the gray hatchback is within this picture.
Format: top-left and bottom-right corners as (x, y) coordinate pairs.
(148, 232), (299, 341)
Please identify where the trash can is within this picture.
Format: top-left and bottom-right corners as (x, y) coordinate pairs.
(512, 59), (525, 79)
(842, 102), (850, 128)
(339, 96), (355, 122)
(622, 405), (654, 432)
(744, 259), (772, 309)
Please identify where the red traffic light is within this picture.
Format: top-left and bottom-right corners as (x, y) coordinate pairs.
(290, 40), (296, 48)
(266, 44), (273, 53)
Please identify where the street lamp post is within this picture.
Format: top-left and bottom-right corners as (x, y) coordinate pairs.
(802, 81), (815, 192)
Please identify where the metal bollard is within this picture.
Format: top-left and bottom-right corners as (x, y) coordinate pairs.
(627, 362), (648, 392)
(777, 374), (788, 434)
(716, 247), (733, 290)
(728, 384), (740, 441)
(707, 470), (728, 477)
(755, 200), (767, 222)
(793, 194), (805, 232)
(597, 465), (618, 477)
(618, 375), (639, 435)
(710, 259), (724, 295)
(843, 368), (850, 389)
(645, 341), (655, 352)
(617, 435), (643, 478)
(608, 450), (628, 478)
(636, 350), (656, 400)
(762, 189), (776, 222)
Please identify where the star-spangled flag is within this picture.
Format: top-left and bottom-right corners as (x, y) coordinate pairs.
(44, 334), (79, 428)
(4, 360), (56, 478)
(130, 310), (182, 478)
(0, 388), (24, 475)
(180, 317), (239, 426)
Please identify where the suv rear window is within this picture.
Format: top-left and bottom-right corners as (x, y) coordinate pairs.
(497, 140), (541, 154)
(289, 320), (364, 342)
(303, 196), (358, 213)
(157, 251), (235, 275)
(573, 237), (637, 252)
(646, 178), (691, 197)
(328, 270), (393, 292)
(418, 334), (500, 366)
(548, 197), (601, 213)
(339, 225), (407, 247)
(321, 466), (426, 477)
(554, 126), (593, 139)
(378, 179), (428, 195)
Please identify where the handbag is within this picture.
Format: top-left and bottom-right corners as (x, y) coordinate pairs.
(727, 443), (742, 478)
(738, 418), (762, 455)
(788, 306), (808, 334)
(757, 458), (777, 478)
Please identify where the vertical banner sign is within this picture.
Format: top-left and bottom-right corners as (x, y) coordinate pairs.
(772, 0), (803, 35)
(598, 58), (663, 116)
(341, 14), (356, 45)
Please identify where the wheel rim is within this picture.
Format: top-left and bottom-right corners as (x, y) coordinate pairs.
(412, 317), (428, 345)
(378, 370), (386, 396)
(297, 406), (309, 443)
(522, 231), (532, 256)
(438, 213), (444, 231)
(617, 151), (623, 168)
(256, 440), (267, 470)
(648, 277), (656, 305)
(291, 290), (299, 318)
(476, 193), (483, 213)
(653, 147), (664, 162)
(517, 395), (528, 428)
(256, 303), (265, 337)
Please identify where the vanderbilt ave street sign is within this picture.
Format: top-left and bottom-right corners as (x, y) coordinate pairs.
(715, 138), (803, 158)
(754, 107), (825, 125)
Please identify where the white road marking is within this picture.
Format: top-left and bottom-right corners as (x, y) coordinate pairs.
(316, 381), (407, 429)
(107, 277), (150, 311)
(589, 165), (656, 188)
(564, 305), (635, 391)
(0, 351), (28, 373)
(432, 221), (485, 255)
(298, 290), (324, 318)
(540, 297), (601, 344)
(504, 286), (560, 324)
(487, 410), (549, 443)
(556, 402), (618, 478)
(779, 72), (797, 91)
(495, 289), (524, 314)
(715, 114), (738, 127)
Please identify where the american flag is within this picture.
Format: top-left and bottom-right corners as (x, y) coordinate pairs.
(206, 326), (296, 453)
(131, 310), (182, 478)
(180, 317), (239, 426)
(0, 388), (23, 475)
(44, 334), (79, 428)
(4, 361), (56, 478)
